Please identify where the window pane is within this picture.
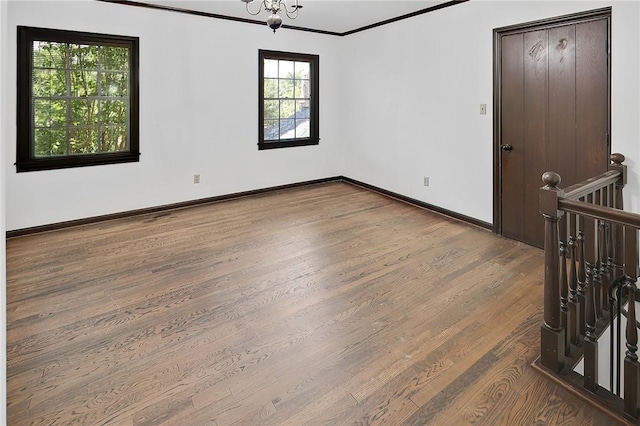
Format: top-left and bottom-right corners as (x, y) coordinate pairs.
(264, 120), (279, 140)
(294, 79), (310, 99)
(296, 100), (310, 118)
(69, 44), (98, 69)
(34, 128), (52, 157)
(33, 69), (67, 97)
(69, 127), (99, 154)
(279, 79), (294, 99)
(100, 46), (129, 71)
(280, 100), (295, 119)
(70, 70), (98, 97)
(34, 128), (66, 157)
(101, 126), (128, 152)
(33, 41), (66, 69)
(264, 59), (278, 78)
(264, 78), (278, 99)
(280, 119), (296, 139)
(71, 100), (99, 126)
(34, 99), (67, 128)
(294, 61), (309, 79)
(101, 72), (128, 96)
(49, 129), (67, 155)
(295, 119), (310, 138)
(278, 60), (294, 78)
(100, 100), (128, 125)
(264, 100), (279, 120)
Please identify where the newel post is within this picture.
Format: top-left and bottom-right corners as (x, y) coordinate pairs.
(610, 153), (627, 279)
(540, 172), (566, 372)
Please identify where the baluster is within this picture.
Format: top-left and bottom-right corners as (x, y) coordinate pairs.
(593, 190), (603, 318)
(609, 274), (627, 397)
(604, 221), (613, 299)
(617, 283), (623, 396)
(596, 219), (605, 318)
(585, 265), (598, 392)
(584, 192), (598, 392)
(600, 187), (612, 301)
(606, 183), (615, 286)
(568, 213), (580, 345)
(539, 172), (565, 372)
(624, 281), (639, 417)
(624, 227), (639, 418)
(578, 211), (587, 337)
(559, 215), (570, 355)
(610, 279), (616, 394)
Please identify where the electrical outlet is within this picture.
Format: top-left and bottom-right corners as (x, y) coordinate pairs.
(193, 174), (200, 184)
(424, 177), (429, 187)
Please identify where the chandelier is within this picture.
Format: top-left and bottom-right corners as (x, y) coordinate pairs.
(241, 0), (303, 33)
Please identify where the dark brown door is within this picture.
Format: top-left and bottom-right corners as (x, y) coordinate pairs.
(497, 13), (610, 248)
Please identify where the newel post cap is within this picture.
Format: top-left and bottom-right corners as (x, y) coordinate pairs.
(611, 153), (625, 165)
(539, 171), (564, 218)
(609, 153), (627, 186)
(542, 172), (561, 189)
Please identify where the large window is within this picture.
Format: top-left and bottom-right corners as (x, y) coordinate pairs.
(259, 50), (319, 150)
(16, 26), (139, 172)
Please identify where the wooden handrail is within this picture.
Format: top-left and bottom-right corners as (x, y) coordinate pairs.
(563, 153), (626, 200)
(559, 199), (640, 229)
(563, 170), (620, 200)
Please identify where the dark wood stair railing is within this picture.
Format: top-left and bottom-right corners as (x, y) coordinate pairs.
(538, 153), (640, 422)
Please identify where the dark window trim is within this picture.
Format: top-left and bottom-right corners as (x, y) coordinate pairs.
(16, 26), (140, 172)
(258, 50), (319, 150)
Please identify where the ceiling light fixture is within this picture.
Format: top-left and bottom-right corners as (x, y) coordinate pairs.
(241, 0), (303, 33)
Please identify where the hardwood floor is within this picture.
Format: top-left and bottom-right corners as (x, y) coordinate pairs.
(6, 182), (620, 425)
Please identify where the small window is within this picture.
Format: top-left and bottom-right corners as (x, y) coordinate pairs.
(259, 50), (319, 150)
(16, 26), (139, 172)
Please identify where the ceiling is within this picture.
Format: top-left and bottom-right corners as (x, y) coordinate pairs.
(134, 0), (457, 34)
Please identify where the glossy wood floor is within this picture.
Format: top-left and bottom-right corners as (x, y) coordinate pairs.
(6, 182), (620, 425)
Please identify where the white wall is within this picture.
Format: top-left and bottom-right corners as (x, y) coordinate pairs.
(3, 0), (639, 230)
(4, 0), (344, 230)
(342, 0), (640, 223)
(1, 0), (8, 422)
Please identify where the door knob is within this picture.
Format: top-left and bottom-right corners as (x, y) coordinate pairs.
(502, 144), (513, 151)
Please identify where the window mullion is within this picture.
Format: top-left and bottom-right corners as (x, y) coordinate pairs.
(97, 47), (102, 153)
(277, 60), (281, 140)
(65, 43), (72, 155)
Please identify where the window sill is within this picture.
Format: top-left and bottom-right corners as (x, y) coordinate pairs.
(16, 152), (140, 172)
(258, 139), (319, 150)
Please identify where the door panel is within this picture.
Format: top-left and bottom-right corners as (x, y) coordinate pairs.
(498, 13), (609, 249)
(576, 19), (609, 182)
(501, 33), (525, 242)
(523, 30), (549, 249)
(548, 25), (577, 187)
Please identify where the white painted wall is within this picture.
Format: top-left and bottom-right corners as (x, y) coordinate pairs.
(0, 0), (7, 423)
(3, 0), (344, 230)
(342, 0), (640, 223)
(2, 0), (639, 230)
(1, 0), (8, 422)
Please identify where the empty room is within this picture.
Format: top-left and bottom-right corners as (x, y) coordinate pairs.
(1, 0), (640, 424)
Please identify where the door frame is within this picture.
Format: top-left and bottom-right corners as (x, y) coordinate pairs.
(492, 7), (612, 236)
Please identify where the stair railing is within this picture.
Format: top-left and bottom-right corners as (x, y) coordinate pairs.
(539, 153), (640, 420)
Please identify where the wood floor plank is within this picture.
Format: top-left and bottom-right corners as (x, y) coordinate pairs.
(6, 182), (623, 425)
